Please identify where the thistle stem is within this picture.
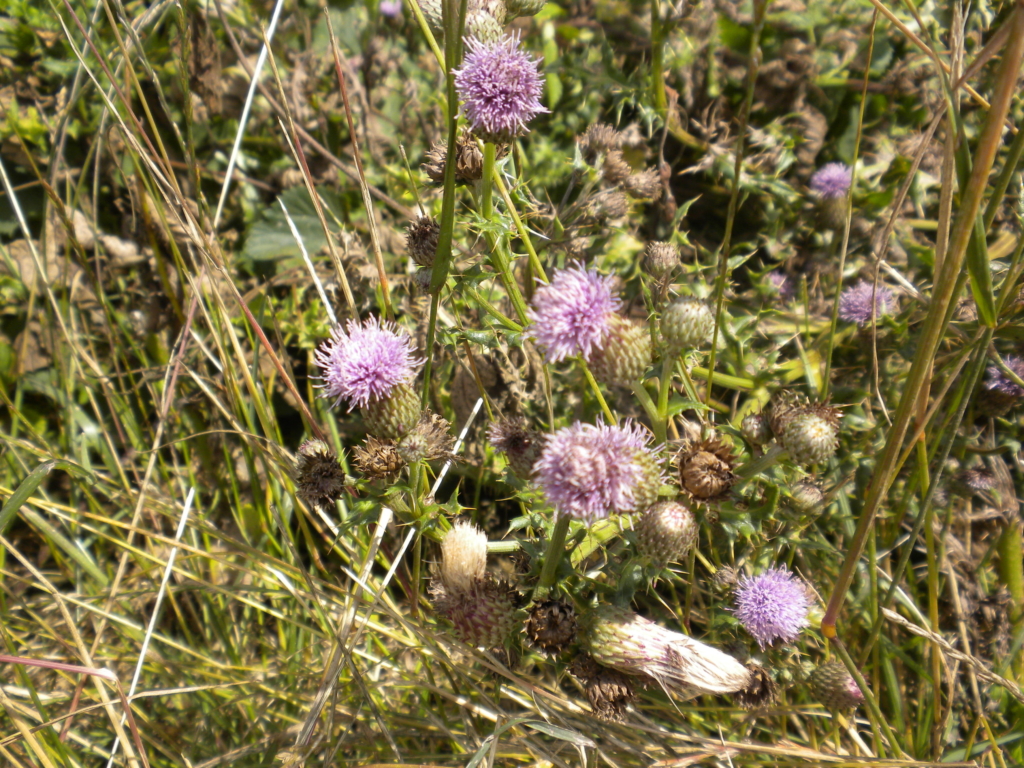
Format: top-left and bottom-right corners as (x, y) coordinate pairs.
(580, 359), (616, 424)
(734, 443), (786, 485)
(533, 514), (571, 602)
(631, 379), (664, 443)
(650, 0), (667, 120)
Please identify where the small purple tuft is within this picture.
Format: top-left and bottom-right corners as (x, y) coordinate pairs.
(527, 264), (621, 363)
(838, 280), (894, 326)
(810, 163), (852, 199)
(454, 34), (549, 140)
(767, 271), (794, 301)
(315, 317), (423, 409)
(535, 420), (659, 523)
(379, 0), (402, 16)
(734, 566), (811, 648)
(985, 355), (1024, 397)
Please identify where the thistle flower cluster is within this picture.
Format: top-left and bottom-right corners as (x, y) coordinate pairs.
(838, 280), (895, 326)
(810, 162), (852, 231)
(733, 566), (812, 648)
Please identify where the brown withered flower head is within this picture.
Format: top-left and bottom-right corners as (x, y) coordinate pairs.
(397, 410), (456, 465)
(578, 123), (622, 163)
(353, 435), (404, 481)
(734, 662), (779, 710)
(526, 599), (578, 654)
(622, 168), (661, 200)
(570, 653), (637, 722)
(422, 131), (507, 185)
(675, 435), (738, 501)
(295, 439), (349, 508)
(488, 416), (546, 479)
(405, 216), (440, 268)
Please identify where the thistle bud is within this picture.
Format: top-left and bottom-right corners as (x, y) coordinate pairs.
(588, 315), (652, 388)
(397, 411), (455, 464)
(740, 412), (773, 447)
(790, 480), (825, 513)
(579, 124), (621, 162)
(644, 241), (679, 279)
(580, 604), (752, 699)
(676, 437), (737, 501)
(504, 0), (544, 18)
(808, 660), (864, 710)
(780, 411), (839, 467)
(406, 216), (440, 268)
(661, 297), (715, 352)
(363, 382), (421, 439)
(570, 653), (636, 721)
(488, 417), (546, 479)
(526, 600), (577, 654)
(295, 439), (347, 509)
(636, 499), (697, 566)
(353, 435), (404, 480)
(622, 168), (660, 200)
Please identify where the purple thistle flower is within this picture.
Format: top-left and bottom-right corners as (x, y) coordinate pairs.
(734, 566), (811, 648)
(528, 264), (620, 363)
(838, 280), (894, 326)
(315, 317), (423, 410)
(767, 270), (794, 301)
(535, 420), (661, 523)
(809, 163), (852, 199)
(985, 355), (1024, 397)
(379, 0), (402, 16)
(454, 33), (548, 141)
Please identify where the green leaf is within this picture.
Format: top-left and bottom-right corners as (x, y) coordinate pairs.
(0, 461), (56, 537)
(965, 217), (996, 327)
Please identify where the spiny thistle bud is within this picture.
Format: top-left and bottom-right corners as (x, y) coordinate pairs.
(526, 599), (577, 654)
(405, 216), (440, 268)
(353, 435), (404, 480)
(809, 162), (852, 232)
(740, 412), (773, 447)
(363, 381), (422, 439)
(808, 660), (865, 710)
(790, 480), (825, 513)
(295, 439), (348, 509)
(570, 653), (637, 721)
(580, 605), (752, 699)
(488, 417), (545, 479)
(978, 354), (1024, 417)
(644, 241), (679, 279)
(661, 297), (715, 352)
(505, 0), (544, 18)
(622, 168), (660, 200)
(779, 409), (839, 467)
(397, 411), (455, 464)
(434, 522), (518, 648)
(588, 315), (652, 388)
(767, 392), (802, 438)
(676, 436), (737, 501)
(419, 0), (506, 40)
(582, 189), (629, 221)
(579, 123), (621, 162)
(734, 663), (779, 710)
(734, 566), (812, 648)
(454, 33), (548, 143)
(636, 499), (697, 566)
(535, 420), (663, 523)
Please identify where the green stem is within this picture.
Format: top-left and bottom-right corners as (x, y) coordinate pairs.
(998, 518), (1024, 679)
(492, 166), (547, 284)
(533, 514), (571, 602)
(690, 366), (754, 391)
(481, 142), (495, 219)
(831, 639), (906, 758)
(631, 379), (664, 443)
(650, 0), (667, 120)
(733, 443), (786, 485)
(580, 358), (616, 424)
(656, 366), (672, 430)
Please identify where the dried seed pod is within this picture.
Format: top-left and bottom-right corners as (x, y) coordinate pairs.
(405, 216), (440, 268)
(397, 410), (455, 464)
(526, 600), (577, 654)
(295, 439), (347, 509)
(488, 417), (546, 479)
(676, 436), (737, 501)
(622, 168), (660, 200)
(570, 653), (637, 721)
(734, 663), (779, 710)
(353, 436), (404, 480)
(582, 189), (629, 221)
(579, 123), (622, 162)
(601, 150), (632, 184)
(643, 241), (679, 279)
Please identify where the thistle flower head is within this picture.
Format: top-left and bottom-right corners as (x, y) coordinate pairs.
(734, 566), (812, 648)
(488, 417), (546, 478)
(295, 439), (347, 509)
(534, 420), (662, 523)
(808, 660), (864, 710)
(766, 271), (795, 301)
(810, 162), (852, 199)
(454, 33), (548, 142)
(315, 318), (423, 409)
(985, 355), (1024, 397)
(838, 280), (894, 326)
(527, 264), (621, 363)
(439, 521), (488, 594)
(379, 0), (402, 16)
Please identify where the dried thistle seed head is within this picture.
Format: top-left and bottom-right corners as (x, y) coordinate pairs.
(601, 150), (632, 184)
(526, 600), (577, 654)
(582, 189), (629, 221)
(952, 467), (996, 497)
(808, 660), (864, 710)
(405, 216), (440, 268)
(295, 439), (347, 508)
(643, 241), (679, 279)
(780, 411), (839, 466)
(734, 663), (779, 710)
(622, 168), (660, 200)
(570, 653), (637, 722)
(587, 315), (652, 388)
(767, 392), (804, 437)
(362, 381), (422, 439)
(353, 435), (404, 480)
(676, 437), (737, 501)
(422, 132), (497, 185)
(434, 577), (518, 648)
(978, 355), (1024, 416)
(397, 410), (455, 464)
(789, 480), (825, 513)
(578, 123), (622, 162)
(439, 520), (488, 594)
(661, 297), (715, 352)
(636, 499), (697, 566)
(712, 565), (738, 591)
(580, 604), (752, 699)
(487, 417), (546, 479)
(740, 412), (773, 447)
